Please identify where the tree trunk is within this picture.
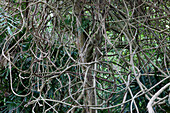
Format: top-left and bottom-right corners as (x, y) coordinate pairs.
(74, 1), (96, 113)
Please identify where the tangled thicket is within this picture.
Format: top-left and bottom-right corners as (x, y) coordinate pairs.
(0, 0), (169, 113)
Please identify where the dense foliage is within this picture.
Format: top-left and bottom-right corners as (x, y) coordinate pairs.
(0, 0), (169, 113)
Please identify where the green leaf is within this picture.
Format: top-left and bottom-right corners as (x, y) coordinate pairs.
(0, 18), (5, 21)
(6, 26), (13, 36)
(0, 21), (6, 26)
(8, 22), (18, 29)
